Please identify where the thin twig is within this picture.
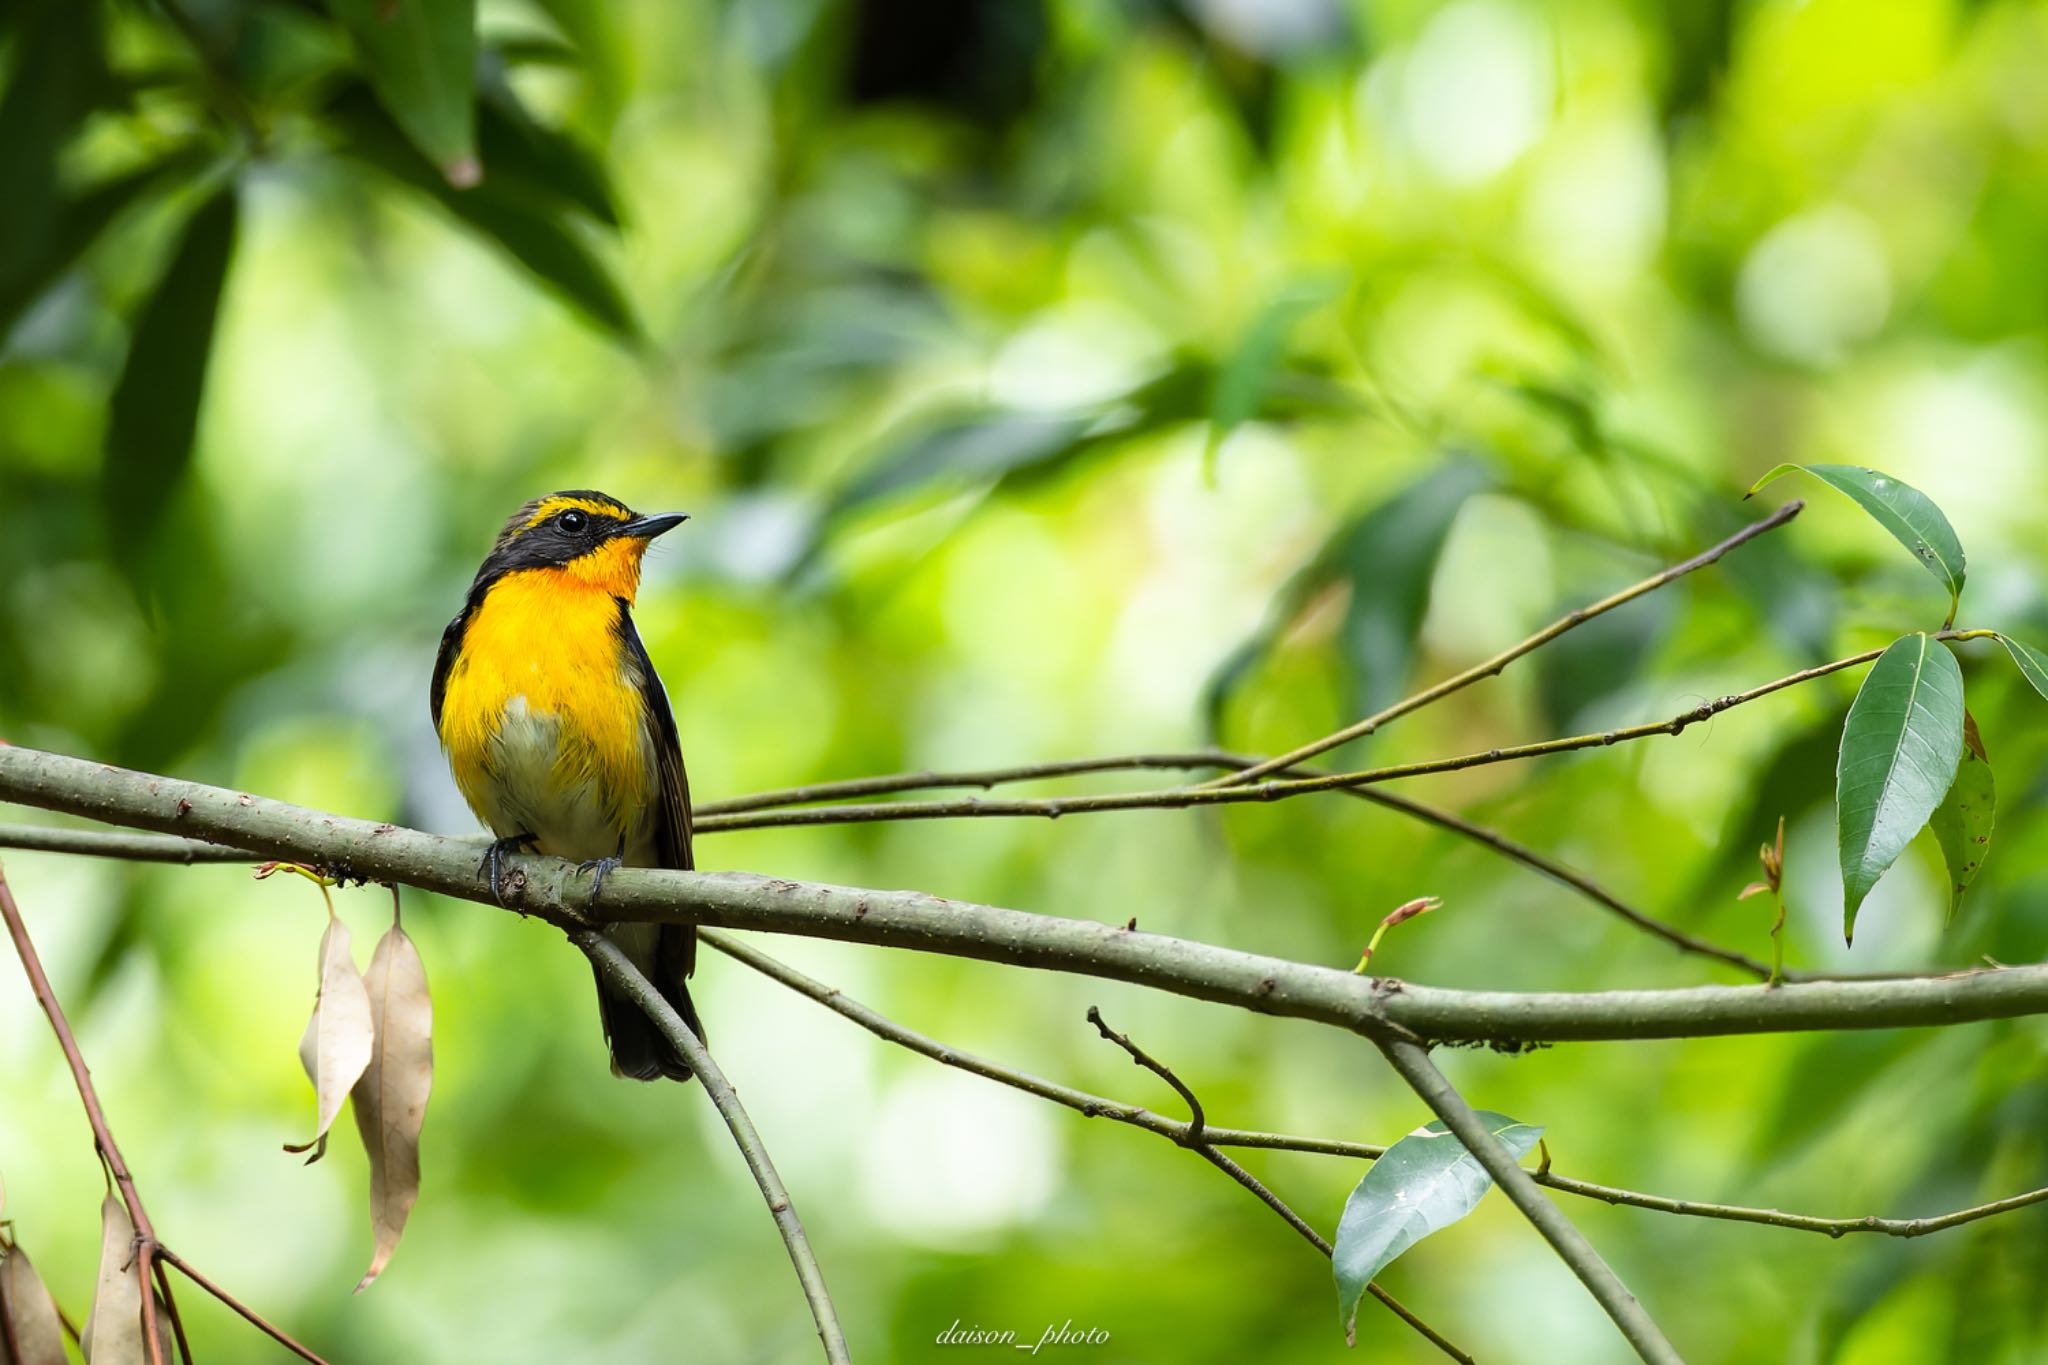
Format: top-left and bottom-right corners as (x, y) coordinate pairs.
(684, 630), (1997, 833)
(1083, 1004), (1469, 1362)
(1378, 1037), (1681, 1365)
(1531, 1171), (2048, 1238)
(711, 929), (2048, 1244)
(154, 1247), (330, 1365)
(1203, 500), (1806, 787)
(1084, 1006), (1207, 1141)
(152, 1258), (193, 1365)
(703, 931), (1470, 1360)
(574, 931), (850, 1365)
(0, 859), (170, 1365)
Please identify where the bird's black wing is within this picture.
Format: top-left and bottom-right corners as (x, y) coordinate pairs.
(429, 606), (470, 731)
(599, 601), (701, 1081)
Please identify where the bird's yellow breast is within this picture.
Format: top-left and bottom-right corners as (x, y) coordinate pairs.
(437, 568), (654, 851)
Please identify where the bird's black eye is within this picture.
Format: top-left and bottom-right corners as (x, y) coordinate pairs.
(559, 509), (589, 534)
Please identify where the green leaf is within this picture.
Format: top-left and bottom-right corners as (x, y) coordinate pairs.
(1929, 711), (1994, 922)
(103, 184), (240, 576)
(1334, 1111), (1543, 1345)
(326, 0), (479, 183)
(1205, 275), (1343, 475)
(0, 0), (107, 287)
(1836, 634), (1966, 943)
(0, 153), (199, 340)
(1997, 633), (2048, 701)
(329, 88), (639, 341)
(1204, 455), (1491, 737)
(477, 83), (619, 226)
(1749, 463), (1966, 623)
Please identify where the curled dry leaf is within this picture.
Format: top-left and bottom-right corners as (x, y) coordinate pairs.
(351, 915), (432, 1292)
(0, 1238), (71, 1365)
(83, 1193), (144, 1365)
(286, 909), (375, 1164)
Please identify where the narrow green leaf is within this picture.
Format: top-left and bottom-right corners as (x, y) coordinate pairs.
(329, 88), (639, 341)
(1836, 634), (1966, 943)
(1203, 455), (1490, 738)
(1929, 711), (1994, 922)
(103, 184), (239, 576)
(0, 0), (106, 286)
(477, 84), (618, 225)
(326, 0), (479, 183)
(1337, 455), (1493, 717)
(1749, 463), (1966, 622)
(0, 153), (198, 340)
(1333, 1111), (1542, 1345)
(1997, 633), (2048, 701)
(1205, 275), (1343, 474)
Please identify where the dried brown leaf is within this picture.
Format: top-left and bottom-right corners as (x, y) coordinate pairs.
(288, 910), (374, 1163)
(82, 1194), (143, 1365)
(351, 919), (432, 1292)
(0, 1240), (70, 1365)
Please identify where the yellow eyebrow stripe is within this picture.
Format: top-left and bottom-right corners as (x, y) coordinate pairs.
(524, 495), (625, 530)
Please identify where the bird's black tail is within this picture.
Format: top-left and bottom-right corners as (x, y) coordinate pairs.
(595, 922), (700, 1083)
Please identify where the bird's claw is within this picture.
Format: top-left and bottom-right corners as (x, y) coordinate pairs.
(478, 834), (537, 906)
(576, 855), (624, 901)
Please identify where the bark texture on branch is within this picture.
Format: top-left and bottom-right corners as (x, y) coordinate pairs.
(1, 744), (2041, 1046)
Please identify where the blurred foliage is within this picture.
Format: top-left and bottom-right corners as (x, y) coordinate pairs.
(6, 0), (2048, 1361)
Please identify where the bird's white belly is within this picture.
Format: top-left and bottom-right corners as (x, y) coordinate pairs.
(477, 696), (645, 864)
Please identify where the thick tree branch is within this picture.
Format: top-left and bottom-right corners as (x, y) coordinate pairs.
(1378, 1038), (1681, 1365)
(0, 745), (1781, 979)
(1206, 499), (1807, 787)
(1, 746), (2044, 1046)
(575, 932), (849, 1365)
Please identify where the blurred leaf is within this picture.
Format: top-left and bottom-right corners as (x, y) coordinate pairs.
(352, 914), (432, 1292)
(325, 0), (479, 183)
(1749, 464), (1967, 624)
(82, 1193), (143, 1365)
(477, 81), (618, 225)
(102, 183), (238, 579)
(1534, 584), (1676, 730)
(0, 1239), (69, 1365)
(329, 87), (639, 341)
(1205, 454), (1491, 737)
(1930, 711), (1995, 921)
(838, 410), (1095, 511)
(0, 153), (201, 341)
(528, 0), (626, 127)
(1205, 275), (1343, 472)
(1836, 634), (1965, 943)
(1332, 1111), (1542, 1345)
(0, 0), (106, 289)
(287, 905), (375, 1162)
(1997, 634), (2048, 701)
(794, 366), (1211, 572)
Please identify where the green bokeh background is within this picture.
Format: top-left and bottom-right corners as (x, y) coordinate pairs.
(6, 1), (2048, 1361)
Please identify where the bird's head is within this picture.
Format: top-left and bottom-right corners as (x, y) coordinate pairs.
(473, 490), (687, 603)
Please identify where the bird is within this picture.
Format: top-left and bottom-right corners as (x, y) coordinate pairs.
(430, 489), (701, 1082)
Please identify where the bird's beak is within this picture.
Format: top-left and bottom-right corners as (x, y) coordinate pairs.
(619, 512), (688, 540)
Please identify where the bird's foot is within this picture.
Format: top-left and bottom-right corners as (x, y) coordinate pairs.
(478, 833), (538, 906)
(575, 855), (624, 902)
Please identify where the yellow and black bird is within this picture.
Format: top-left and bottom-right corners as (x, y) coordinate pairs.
(431, 490), (701, 1082)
